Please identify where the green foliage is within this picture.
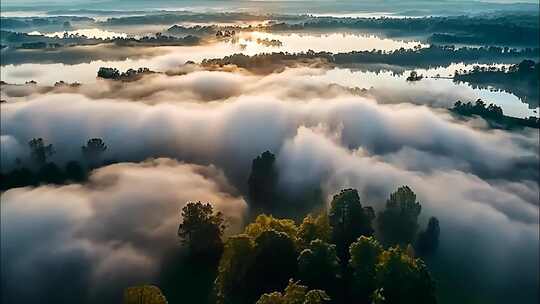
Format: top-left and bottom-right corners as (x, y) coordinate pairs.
(377, 186), (422, 247)
(216, 227), (298, 304)
(297, 213), (332, 250)
(349, 236), (383, 303)
(123, 285), (168, 304)
(298, 240), (340, 295)
(245, 214), (298, 241)
(256, 280), (330, 304)
(178, 202), (226, 258)
(215, 187), (438, 304)
(329, 189), (375, 262)
(246, 230), (299, 303)
(216, 235), (256, 304)
(376, 247), (437, 304)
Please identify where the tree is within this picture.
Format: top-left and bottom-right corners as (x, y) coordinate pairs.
(244, 214), (298, 241)
(216, 235), (256, 304)
(245, 230), (298, 303)
(178, 202), (226, 258)
(297, 213), (332, 250)
(377, 186), (422, 247)
(28, 138), (55, 166)
(65, 161), (86, 182)
(375, 247), (437, 304)
(82, 138), (107, 166)
(248, 151), (278, 215)
(348, 236), (383, 303)
(256, 280), (330, 304)
(123, 285), (168, 304)
(416, 217), (440, 256)
(97, 67), (120, 79)
(297, 240), (340, 297)
(37, 162), (64, 184)
(328, 189), (375, 263)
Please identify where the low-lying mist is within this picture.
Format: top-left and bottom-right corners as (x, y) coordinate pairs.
(0, 65), (538, 303)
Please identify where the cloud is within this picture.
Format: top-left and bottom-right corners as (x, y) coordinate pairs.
(0, 66), (538, 303)
(1, 158), (247, 303)
(276, 126), (539, 302)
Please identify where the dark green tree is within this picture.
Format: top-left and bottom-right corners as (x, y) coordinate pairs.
(376, 247), (437, 304)
(328, 189), (375, 263)
(416, 217), (440, 256)
(256, 280), (330, 304)
(37, 163), (64, 184)
(245, 230), (298, 304)
(297, 213), (332, 250)
(298, 240), (340, 298)
(377, 186), (422, 247)
(216, 235), (256, 304)
(28, 138), (55, 166)
(348, 236), (383, 303)
(248, 151), (278, 215)
(65, 161), (86, 182)
(178, 202), (226, 259)
(82, 138), (107, 167)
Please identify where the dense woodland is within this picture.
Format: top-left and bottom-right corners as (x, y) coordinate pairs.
(172, 184), (440, 304)
(3, 13), (537, 46)
(267, 14), (539, 46)
(202, 45), (539, 73)
(454, 60), (539, 108)
(0, 138), (107, 190)
(451, 99), (539, 129)
(0, 30), (201, 49)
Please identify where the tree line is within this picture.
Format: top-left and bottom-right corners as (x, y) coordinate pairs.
(0, 137), (108, 190)
(202, 45), (539, 73)
(178, 186), (440, 304)
(453, 60), (539, 109)
(451, 99), (539, 129)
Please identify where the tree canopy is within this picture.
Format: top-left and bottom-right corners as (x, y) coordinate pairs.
(178, 202), (226, 259)
(256, 280), (330, 304)
(377, 186), (422, 247)
(328, 189), (375, 262)
(248, 151), (279, 215)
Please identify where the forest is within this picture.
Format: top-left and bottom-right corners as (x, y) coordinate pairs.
(1, 2), (538, 304)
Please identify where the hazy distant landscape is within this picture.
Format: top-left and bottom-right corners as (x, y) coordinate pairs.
(1, 1), (539, 304)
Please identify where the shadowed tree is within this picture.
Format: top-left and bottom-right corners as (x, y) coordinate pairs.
(349, 236), (383, 303)
(245, 230), (298, 304)
(416, 217), (440, 256)
(256, 280), (330, 304)
(298, 240), (340, 298)
(328, 189), (375, 264)
(37, 162), (64, 184)
(297, 213), (332, 250)
(0, 167), (35, 190)
(178, 202), (226, 259)
(216, 235), (256, 304)
(377, 186), (422, 247)
(375, 247), (437, 304)
(82, 138), (107, 167)
(65, 161), (86, 182)
(248, 151), (278, 215)
(28, 138), (55, 166)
